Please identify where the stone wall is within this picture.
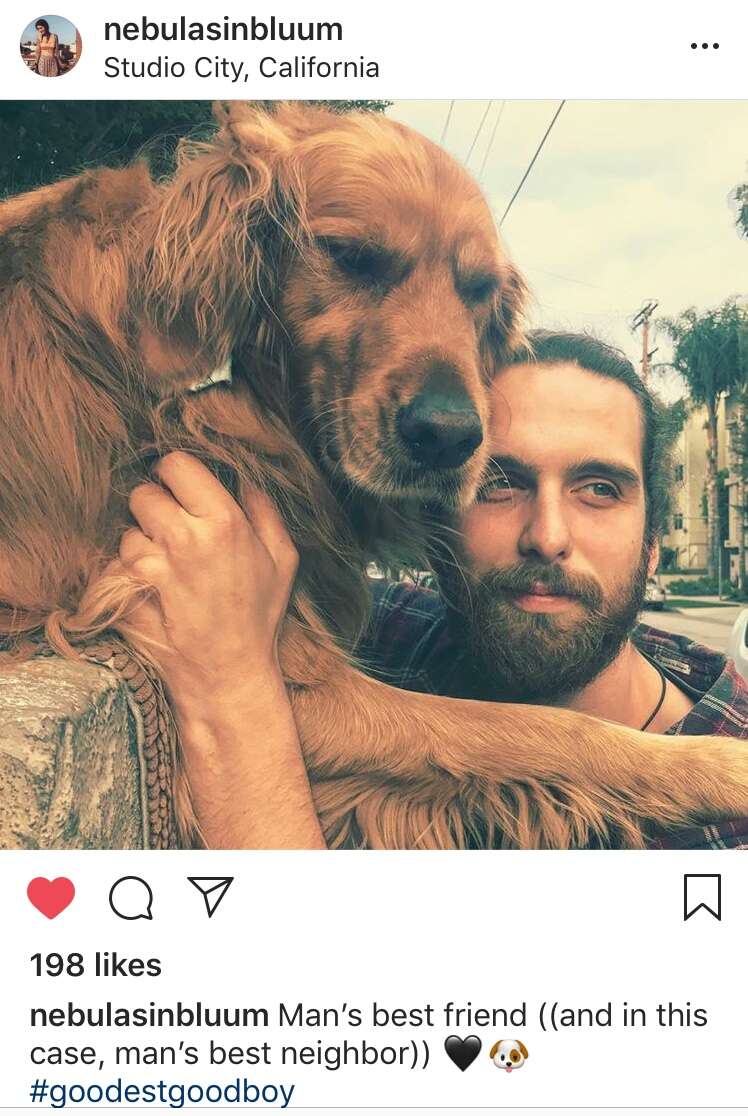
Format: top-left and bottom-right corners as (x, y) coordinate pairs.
(0, 657), (146, 849)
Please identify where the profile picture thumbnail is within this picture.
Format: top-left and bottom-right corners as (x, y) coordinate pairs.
(20, 14), (81, 77)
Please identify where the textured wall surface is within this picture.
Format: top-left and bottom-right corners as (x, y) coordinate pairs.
(0, 657), (145, 849)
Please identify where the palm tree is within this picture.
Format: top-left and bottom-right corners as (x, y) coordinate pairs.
(659, 299), (748, 581)
(733, 181), (748, 239)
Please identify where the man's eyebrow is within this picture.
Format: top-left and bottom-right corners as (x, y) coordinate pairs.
(484, 456), (642, 488)
(485, 455), (539, 481)
(566, 459), (642, 487)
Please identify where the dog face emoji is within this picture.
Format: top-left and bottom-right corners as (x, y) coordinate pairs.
(489, 1039), (528, 1072)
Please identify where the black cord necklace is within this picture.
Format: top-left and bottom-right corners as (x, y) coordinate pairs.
(640, 666), (667, 731)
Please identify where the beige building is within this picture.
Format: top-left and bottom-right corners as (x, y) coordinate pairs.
(661, 401), (727, 571)
(661, 394), (747, 583)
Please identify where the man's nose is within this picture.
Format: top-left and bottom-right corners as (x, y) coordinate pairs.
(518, 492), (572, 562)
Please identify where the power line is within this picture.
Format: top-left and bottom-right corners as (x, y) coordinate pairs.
(477, 100), (506, 181)
(440, 100), (455, 145)
(526, 264), (601, 289)
(465, 100), (493, 166)
(499, 100), (566, 227)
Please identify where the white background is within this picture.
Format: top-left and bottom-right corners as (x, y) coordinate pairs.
(0, 0), (746, 100)
(1, 2), (747, 1111)
(2, 851), (747, 1110)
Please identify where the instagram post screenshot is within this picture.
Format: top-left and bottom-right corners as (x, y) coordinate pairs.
(0, 1), (747, 1111)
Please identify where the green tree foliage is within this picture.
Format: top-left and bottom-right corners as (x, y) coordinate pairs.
(661, 396), (688, 441)
(2, 102), (214, 195)
(659, 544), (678, 571)
(659, 299), (748, 578)
(700, 468), (729, 537)
(1, 100), (391, 197)
(733, 181), (748, 239)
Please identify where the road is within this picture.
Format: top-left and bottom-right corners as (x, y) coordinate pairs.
(639, 603), (743, 654)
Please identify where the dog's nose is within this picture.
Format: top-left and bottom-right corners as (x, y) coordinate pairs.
(397, 369), (483, 470)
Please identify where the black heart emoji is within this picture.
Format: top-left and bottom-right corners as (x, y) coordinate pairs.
(444, 1034), (482, 1071)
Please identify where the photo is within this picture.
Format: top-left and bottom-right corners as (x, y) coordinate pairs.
(19, 14), (81, 77)
(0, 99), (746, 852)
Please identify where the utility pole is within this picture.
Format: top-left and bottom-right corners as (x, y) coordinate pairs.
(631, 300), (659, 382)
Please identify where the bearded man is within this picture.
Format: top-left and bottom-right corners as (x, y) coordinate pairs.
(361, 331), (748, 848)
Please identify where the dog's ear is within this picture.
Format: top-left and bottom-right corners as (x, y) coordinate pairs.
(489, 1042), (501, 1059)
(140, 103), (314, 359)
(517, 1041), (529, 1059)
(482, 260), (530, 374)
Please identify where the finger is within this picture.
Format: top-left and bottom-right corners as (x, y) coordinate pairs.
(99, 556), (167, 634)
(100, 553), (165, 586)
(100, 556), (128, 580)
(115, 593), (171, 654)
(129, 481), (187, 542)
(126, 594), (167, 637)
(153, 451), (241, 521)
(118, 528), (170, 584)
(242, 486), (298, 572)
(119, 526), (160, 565)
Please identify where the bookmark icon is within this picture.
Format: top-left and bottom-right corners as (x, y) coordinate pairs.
(683, 874), (721, 922)
(188, 877), (234, 918)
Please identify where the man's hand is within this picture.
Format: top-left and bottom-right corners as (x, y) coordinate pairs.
(117, 450), (298, 709)
(111, 451), (324, 849)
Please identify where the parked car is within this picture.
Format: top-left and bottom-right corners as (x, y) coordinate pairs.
(727, 608), (748, 682)
(643, 578), (667, 611)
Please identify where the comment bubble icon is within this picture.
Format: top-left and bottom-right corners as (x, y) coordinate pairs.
(109, 876), (154, 921)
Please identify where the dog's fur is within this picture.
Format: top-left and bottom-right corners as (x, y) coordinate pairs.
(2, 101), (748, 849)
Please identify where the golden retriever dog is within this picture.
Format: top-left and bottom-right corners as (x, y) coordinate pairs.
(2, 101), (748, 849)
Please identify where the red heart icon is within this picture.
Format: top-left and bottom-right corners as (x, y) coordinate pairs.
(27, 877), (75, 919)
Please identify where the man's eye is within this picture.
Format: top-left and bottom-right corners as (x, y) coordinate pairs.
(477, 475), (519, 503)
(579, 481), (619, 501)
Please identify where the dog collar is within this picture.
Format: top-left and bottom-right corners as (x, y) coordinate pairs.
(188, 357), (232, 393)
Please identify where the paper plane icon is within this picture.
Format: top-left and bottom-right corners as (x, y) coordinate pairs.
(187, 877), (234, 918)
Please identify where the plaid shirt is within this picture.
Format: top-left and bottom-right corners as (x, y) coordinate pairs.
(359, 580), (748, 850)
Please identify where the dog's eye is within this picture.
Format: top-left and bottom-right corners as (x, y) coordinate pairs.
(458, 274), (499, 305)
(318, 238), (394, 286)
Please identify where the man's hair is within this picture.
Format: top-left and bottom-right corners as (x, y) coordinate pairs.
(508, 329), (675, 544)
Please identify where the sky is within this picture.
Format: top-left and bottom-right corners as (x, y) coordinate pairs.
(389, 101), (748, 401)
(20, 14), (78, 46)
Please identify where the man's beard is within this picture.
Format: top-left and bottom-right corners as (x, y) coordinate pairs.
(440, 550), (650, 703)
